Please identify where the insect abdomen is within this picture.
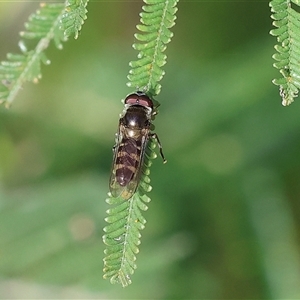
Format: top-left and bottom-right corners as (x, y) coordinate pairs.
(116, 140), (141, 184)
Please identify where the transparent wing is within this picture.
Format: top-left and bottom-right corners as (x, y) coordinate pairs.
(109, 132), (148, 200)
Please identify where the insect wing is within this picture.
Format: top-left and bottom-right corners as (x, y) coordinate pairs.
(109, 131), (148, 200)
(109, 122), (124, 196)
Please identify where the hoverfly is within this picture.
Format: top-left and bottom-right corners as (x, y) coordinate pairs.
(109, 91), (166, 200)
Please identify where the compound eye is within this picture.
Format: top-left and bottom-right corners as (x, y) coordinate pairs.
(124, 93), (153, 108)
(137, 95), (153, 108)
(124, 94), (138, 106)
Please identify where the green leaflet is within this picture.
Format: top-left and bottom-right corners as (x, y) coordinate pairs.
(0, 1), (89, 107)
(103, 1), (179, 285)
(0, 3), (65, 107)
(103, 138), (158, 287)
(60, 0), (89, 39)
(127, 0), (179, 96)
(270, 0), (300, 105)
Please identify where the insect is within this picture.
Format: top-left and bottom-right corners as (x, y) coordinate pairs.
(109, 91), (166, 200)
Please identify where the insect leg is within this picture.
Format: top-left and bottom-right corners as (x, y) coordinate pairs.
(150, 133), (167, 163)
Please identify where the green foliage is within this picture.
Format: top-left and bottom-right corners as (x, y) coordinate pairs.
(103, 140), (157, 287)
(2, 2), (300, 298)
(127, 0), (179, 96)
(103, 0), (179, 287)
(0, 3), (65, 107)
(61, 0), (89, 39)
(270, 0), (300, 106)
(0, 1), (89, 107)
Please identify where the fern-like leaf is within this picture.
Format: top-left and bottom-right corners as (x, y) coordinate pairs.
(0, 3), (66, 107)
(0, 1), (90, 107)
(60, 0), (89, 39)
(270, 0), (300, 106)
(104, 0), (179, 286)
(103, 139), (157, 287)
(127, 0), (179, 96)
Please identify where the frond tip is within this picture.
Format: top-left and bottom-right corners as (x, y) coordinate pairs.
(270, 0), (300, 106)
(103, 139), (157, 287)
(60, 0), (89, 39)
(127, 0), (179, 96)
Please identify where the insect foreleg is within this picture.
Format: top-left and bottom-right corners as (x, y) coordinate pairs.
(150, 133), (167, 163)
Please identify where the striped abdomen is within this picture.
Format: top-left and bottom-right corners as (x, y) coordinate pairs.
(115, 138), (142, 187)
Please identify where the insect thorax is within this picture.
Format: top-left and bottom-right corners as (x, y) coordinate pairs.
(122, 105), (151, 132)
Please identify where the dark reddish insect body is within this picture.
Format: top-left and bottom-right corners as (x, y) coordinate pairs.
(109, 91), (165, 200)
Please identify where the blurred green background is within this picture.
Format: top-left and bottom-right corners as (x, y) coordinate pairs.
(1, 1), (300, 299)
